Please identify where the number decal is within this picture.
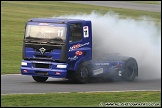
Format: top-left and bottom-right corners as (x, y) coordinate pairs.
(58, 30), (63, 37)
(83, 26), (89, 38)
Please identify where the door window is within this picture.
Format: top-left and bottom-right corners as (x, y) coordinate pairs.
(69, 23), (82, 43)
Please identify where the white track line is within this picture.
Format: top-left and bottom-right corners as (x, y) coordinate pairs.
(1, 90), (161, 95)
(1, 74), (21, 76)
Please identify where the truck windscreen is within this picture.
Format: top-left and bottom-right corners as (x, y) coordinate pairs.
(25, 22), (67, 41)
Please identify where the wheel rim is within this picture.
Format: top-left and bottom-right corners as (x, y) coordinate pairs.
(126, 65), (135, 78)
(80, 68), (88, 78)
(122, 59), (138, 81)
(125, 60), (137, 78)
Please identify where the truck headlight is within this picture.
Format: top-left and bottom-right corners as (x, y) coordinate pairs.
(21, 62), (27, 66)
(57, 65), (67, 68)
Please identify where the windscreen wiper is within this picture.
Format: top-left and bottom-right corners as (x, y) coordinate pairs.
(47, 41), (65, 45)
(24, 37), (65, 45)
(24, 38), (40, 43)
(47, 37), (65, 45)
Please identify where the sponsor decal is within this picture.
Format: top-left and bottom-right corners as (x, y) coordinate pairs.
(68, 56), (78, 61)
(69, 44), (80, 51)
(95, 63), (109, 65)
(39, 23), (48, 26)
(55, 72), (61, 75)
(93, 68), (104, 75)
(75, 51), (83, 56)
(69, 42), (89, 51)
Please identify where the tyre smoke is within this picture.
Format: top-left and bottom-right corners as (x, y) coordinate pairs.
(55, 11), (161, 80)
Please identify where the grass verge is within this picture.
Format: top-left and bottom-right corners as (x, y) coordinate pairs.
(1, 91), (161, 107)
(126, 1), (161, 4)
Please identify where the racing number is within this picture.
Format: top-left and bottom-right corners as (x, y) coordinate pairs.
(57, 30), (63, 37)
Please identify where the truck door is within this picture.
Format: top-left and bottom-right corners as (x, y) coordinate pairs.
(67, 21), (92, 71)
(67, 22), (83, 64)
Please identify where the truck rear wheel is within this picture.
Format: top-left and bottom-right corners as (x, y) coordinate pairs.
(32, 76), (48, 82)
(122, 58), (138, 81)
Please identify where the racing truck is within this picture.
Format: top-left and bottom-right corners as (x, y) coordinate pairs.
(20, 18), (138, 83)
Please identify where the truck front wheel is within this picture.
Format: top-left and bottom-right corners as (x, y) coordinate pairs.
(73, 63), (90, 84)
(32, 76), (48, 82)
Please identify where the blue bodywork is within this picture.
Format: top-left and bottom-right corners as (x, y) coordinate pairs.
(20, 18), (127, 79)
(21, 18), (92, 78)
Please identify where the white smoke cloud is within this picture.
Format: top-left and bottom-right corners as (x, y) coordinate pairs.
(54, 11), (161, 80)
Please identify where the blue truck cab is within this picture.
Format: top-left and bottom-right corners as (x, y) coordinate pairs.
(21, 18), (138, 83)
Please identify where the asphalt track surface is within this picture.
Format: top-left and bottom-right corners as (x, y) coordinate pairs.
(1, 1), (161, 94)
(1, 74), (161, 94)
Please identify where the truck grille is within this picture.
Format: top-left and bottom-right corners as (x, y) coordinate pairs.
(35, 49), (52, 52)
(34, 63), (51, 68)
(35, 55), (52, 58)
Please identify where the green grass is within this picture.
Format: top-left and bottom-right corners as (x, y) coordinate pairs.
(1, 1), (161, 74)
(126, 1), (161, 4)
(1, 91), (161, 107)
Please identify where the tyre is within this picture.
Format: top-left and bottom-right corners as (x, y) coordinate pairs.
(122, 57), (138, 81)
(32, 76), (48, 82)
(72, 63), (90, 84)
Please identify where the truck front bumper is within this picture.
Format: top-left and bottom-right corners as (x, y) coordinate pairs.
(20, 60), (67, 78)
